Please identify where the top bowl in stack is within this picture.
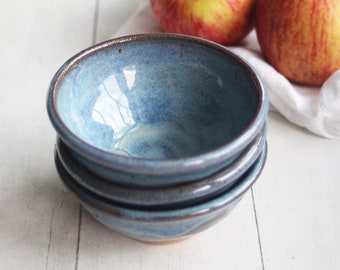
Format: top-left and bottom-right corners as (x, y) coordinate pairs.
(47, 33), (268, 189)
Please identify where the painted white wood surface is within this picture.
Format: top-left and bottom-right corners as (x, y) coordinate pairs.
(0, 0), (339, 269)
(254, 113), (340, 270)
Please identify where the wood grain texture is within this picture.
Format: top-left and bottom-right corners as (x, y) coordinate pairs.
(0, 0), (94, 269)
(0, 0), (339, 269)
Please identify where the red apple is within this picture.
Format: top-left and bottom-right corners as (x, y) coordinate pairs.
(255, 0), (340, 86)
(150, 0), (256, 45)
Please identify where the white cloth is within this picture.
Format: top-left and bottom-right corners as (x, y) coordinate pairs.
(112, 1), (340, 139)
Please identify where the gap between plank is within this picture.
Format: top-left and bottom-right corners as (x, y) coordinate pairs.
(74, 205), (83, 270)
(251, 188), (265, 270)
(92, 0), (100, 44)
(45, 204), (56, 270)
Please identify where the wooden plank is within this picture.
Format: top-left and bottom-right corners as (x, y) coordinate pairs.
(0, 0), (95, 269)
(94, 0), (142, 43)
(253, 112), (340, 270)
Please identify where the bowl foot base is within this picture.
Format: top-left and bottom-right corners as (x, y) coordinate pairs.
(129, 235), (193, 245)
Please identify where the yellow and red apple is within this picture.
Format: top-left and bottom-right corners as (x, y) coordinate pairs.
(255, 0), (340, 86)
(150, 0), (256, 45)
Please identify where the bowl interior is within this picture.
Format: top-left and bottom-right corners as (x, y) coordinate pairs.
(53, 35), (261, 160)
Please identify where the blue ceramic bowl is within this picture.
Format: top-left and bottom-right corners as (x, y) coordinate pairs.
(55, 143), (267, 244)
(47, 33), (268, 187)
(55, 123), (267, 210)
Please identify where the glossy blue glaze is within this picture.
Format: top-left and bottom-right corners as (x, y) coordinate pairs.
(55, 144), (267, 243)
(56, 123), (267, 210)
(47, 33), (268, 187)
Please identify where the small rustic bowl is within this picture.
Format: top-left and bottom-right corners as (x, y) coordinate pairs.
(56, 123), (267, 210)
(55, 143), (267, 244)
(47, 33), (268, 188)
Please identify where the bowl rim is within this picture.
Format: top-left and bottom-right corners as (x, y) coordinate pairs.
(55, 143), (267, 221)
(47, 33), (268, 175)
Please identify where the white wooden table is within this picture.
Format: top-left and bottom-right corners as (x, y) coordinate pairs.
(1, 0), (339, 269)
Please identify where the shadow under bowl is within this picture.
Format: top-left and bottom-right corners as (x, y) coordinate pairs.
(47, 33), (268, 188)
(54, 143), (267, 244)
(55, 123), (267, 210)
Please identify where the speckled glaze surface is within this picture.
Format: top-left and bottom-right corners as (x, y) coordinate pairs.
(55, 144), (267, 243)
(56, 123), (267, 210)
(47, 33), (268, 187)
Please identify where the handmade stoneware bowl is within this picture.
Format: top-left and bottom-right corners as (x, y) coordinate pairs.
(56, 123), (267, 210)
(55, 143), (267, 244)
(47, 33), (268, 188)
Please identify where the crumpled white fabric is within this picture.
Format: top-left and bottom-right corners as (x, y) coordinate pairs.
(112, 1), (340, 139)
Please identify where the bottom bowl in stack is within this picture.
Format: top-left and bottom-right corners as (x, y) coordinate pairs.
(54, 142), (267, 244)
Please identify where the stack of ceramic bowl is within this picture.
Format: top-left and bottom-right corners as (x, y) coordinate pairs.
(47, 33), (269, 244)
